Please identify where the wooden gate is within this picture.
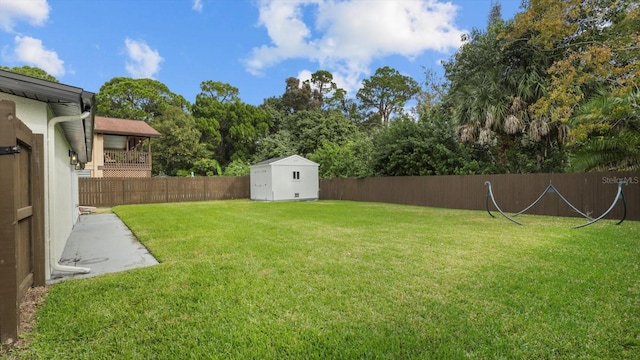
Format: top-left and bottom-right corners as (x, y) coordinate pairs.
(0, 100), (45, 343)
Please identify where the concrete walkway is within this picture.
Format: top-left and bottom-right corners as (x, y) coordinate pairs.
(49, 213), (158, 283)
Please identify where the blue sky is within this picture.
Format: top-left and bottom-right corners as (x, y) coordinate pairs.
(0, 0), (522, 106)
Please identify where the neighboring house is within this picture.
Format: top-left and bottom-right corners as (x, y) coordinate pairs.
(250, 155), (319, 201)
(0, 69), (95, 281)
(85, 116), (161, 178)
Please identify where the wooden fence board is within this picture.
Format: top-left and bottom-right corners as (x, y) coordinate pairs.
(79, 177), (250, 207)
(78, 172), (638, 221)
(319, 172), (639, 221)
(0, 100), (43, 343)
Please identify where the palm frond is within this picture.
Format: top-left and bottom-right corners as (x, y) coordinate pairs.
(570, 130), (640, 171)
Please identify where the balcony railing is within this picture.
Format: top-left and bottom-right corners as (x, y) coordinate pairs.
(103, 149), (151, 169)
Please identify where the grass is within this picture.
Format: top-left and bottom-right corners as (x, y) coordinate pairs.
(13, 200), (640, 359)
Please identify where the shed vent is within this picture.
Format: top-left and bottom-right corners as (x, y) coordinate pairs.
(294, 193), (299, 198)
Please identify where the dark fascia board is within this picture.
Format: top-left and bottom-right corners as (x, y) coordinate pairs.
(98, 130), (161, 138)
(0, 69), (90, 106)
(0, 69), (96, 163)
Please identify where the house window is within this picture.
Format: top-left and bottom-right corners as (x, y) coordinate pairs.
(293, 171), (300, 180)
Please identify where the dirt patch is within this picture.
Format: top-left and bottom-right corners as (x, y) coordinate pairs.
(80, 207), (112, 215)
(93, 207), (112, 214)
(0, 286), (49, 357)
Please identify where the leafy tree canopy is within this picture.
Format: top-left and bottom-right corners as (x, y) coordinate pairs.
(191, 158), (223, 176)
(199, 80), (239, 103)
(281, 109), (357, 157)
(223, 159), (250, 176)
(193, 80), (271, 165)
(253, 130), (297, 163)
(280, 70), (344, 114)
(1, 66), (58, 82)
(373, 115), (477, 176)
(356, 66), (420, 126)
(505, 0), (640, 137)
(253, 109), (357, 166)
(309, 70), (341, 110)
(150, 106), (207, 176)
(309, 133), (375, 179)
(443, 3), (568, 173)
(96, 77), (189, 120)
(569, 89), (640, 171)
(282, 77), (316, 113)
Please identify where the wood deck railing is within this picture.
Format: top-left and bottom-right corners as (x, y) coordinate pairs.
(103, 149), (151, 169)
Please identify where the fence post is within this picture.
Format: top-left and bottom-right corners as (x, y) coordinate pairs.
(201, 177), (206, 201)
(0, 100), (19, 342)
(164, 177), (168, 203)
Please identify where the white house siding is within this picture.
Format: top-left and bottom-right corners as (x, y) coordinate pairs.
(0, 93), (48, 134)
(0, 92), (81, 280)
(52, 126), (79, 270)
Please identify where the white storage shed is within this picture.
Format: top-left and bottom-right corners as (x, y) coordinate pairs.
(250, 155), (319, 201)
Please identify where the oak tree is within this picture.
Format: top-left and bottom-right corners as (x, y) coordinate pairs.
(356, 66), (420, 126)
(96, 77), (189, 120)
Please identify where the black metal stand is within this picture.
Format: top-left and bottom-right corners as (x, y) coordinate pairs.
(484, 181), (627, 228)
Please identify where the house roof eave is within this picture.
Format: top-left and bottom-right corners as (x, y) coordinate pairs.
(94, 116), (162, 138)
(0, 69), (95, 163)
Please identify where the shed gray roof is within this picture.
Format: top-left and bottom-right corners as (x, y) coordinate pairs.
(0, 69), (95, 163)
(252, 155), (293, 166)
(251, 154), (319, 167)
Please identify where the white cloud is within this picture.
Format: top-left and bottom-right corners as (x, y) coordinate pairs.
(124, 38), (163, 79)
(13, 35), (65, 76)
(296, 67), (359, 97)
(297, 69), (313, 83)
(0, 0), (50, 32)
(192, 0), (203, 12)
(244, 0), (317, 73)
(245, 0), (466, 95)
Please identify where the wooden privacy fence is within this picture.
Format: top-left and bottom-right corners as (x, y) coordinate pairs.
(0, 100), (45, 343)
(320, 171), (640, 221)
(79, 176), (250, 207)
(79, 171), (639, 221)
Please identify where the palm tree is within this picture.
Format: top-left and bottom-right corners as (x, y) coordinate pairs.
(569, 89), (640, 171)
(570, 130), (640, 171)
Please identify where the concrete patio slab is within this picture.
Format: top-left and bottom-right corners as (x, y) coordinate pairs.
(49, 213), (158, 283)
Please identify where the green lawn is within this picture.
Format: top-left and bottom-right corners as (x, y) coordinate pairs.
(18, 200), (640, 359)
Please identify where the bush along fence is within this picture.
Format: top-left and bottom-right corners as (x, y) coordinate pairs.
(319, 171), (639, 221)
(79, 177), (249, 207)
(79, 171), (639, 221)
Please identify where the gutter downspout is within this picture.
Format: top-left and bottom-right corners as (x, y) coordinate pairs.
(47, 112), (91, 274)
